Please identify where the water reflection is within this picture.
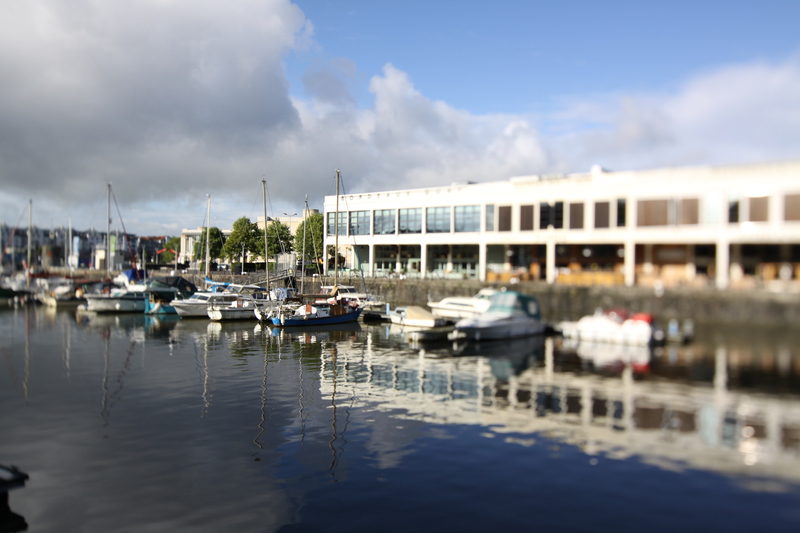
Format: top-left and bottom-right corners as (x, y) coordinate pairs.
(4, 305), (800, 523)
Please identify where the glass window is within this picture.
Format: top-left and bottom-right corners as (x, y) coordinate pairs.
(349, 211), (370, 235)
(680, 198), (699, 225)
(637, 199), (669, 226)
(398, 208), (422, 234)
(569, 202), (584, 229)
(616, 198), (627, 227)
(540, 202), (564, 229)
(498, 206), (512, 232)
(519, 205), (534, 231)
(426, 207), (451, 233)
(373, 209), (396, 235)
(749, 197), (768, 222)
(729, 200), (740, 223)
(454, 205), (480, 232)
(326, 212), (347, 236)
(595, 201), (609, 229)
(485, 205), (495, 231)
(785, 194), (800, 221)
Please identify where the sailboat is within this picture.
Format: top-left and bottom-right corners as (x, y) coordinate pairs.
(267, 170), (362, 327)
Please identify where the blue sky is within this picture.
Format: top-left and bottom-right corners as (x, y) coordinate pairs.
(1, 0), (799, 236)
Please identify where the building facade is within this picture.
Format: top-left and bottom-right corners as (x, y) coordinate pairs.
(323, 160), (800, 290)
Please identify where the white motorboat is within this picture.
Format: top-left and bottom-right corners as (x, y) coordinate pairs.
(171, 292), (239, 317)
(557, 308), (665, 346)
(389, 305), (449, 328)
(427, 288), (499, 319)
(449, 290), (545, 342)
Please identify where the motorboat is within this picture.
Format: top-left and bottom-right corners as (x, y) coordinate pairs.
(171, 291), (239, 317)
(449, 290), (545, 342)
(82, 269), (148, 313)
(143, 276), (198, 315)
(389, 305), (449, 328)
(557, 308), (665, 346)
(427, 288), (499, 319)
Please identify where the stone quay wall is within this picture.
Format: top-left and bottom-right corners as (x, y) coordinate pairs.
(197, 270), (800, 327)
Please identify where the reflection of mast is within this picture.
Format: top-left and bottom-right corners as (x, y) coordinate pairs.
(253, 338), (269, 451)
(328, 343), (339, 476)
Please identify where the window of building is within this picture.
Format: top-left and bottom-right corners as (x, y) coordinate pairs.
(398, 208), (422, 234)
(785, 194), (800, 221)
(520, 205), (534, 231)
(569, 202), (584, 229)
(373, 209), (396, 235)
(498, 206), (512, 232)
(617, 198), (626, 227)
(426, 207), (451, 233)
(540, 202), (564, 229)
(729, 200), (740, 223)
(595, 201), (609, 228)
(680, 198), (699, 225)
(454, 205), (481, 232)
(349, 211), (370, 235)
(485, 205), (495, 231)
(748, 196), (768, 222)
(327, 212), (347, 236)
(637, 199), (669, 226)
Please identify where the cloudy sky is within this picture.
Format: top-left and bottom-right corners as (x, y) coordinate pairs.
(1, 0), (799, 236)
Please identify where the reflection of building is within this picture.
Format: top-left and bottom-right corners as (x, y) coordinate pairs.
(318, 333), (800, 484)
(322, 160), (800, 289)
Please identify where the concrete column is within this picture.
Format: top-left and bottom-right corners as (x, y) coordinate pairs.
(546, 240), (556, 284)
(643, 244), (654, 275)
(395, 245), (402, 273)
(478, 243), (487, 282)
(716, 239), (730, 289)
(368, 244), (375, 277)
(624, 241), (636, 287)
(420, 243), (428, 279)
(686, 244), (696, 282)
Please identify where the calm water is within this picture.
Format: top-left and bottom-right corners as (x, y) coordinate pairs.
(2, 305), (800, 532)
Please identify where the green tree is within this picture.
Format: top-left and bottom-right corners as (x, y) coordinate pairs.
(260, 220), (293, 259)
(194, 227), (224, 263)
(221, 217), (261, 264)
(160, 236), (181, 263)
(294, 212), (324, 262)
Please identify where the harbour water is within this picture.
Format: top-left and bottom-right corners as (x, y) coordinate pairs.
(2, 305), (800, 532)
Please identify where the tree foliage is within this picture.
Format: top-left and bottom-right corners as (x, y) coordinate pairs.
(160, 236), (181, 263)
(221, 217), (261, 262)
(194, 227), (224, 262)
(260, 220), (293, 259)
(295, 212), (324, 262)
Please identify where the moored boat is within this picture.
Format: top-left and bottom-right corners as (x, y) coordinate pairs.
(449, 290), (545, 342)
(557, 308), (665, 346)
(427, 288), (499, 319)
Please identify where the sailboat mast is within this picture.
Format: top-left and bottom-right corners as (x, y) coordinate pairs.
(205, 194), (211, 279)
(106, 183), (111, 277)
(301, 194), (308, 295)
(26, 199), (32, 286)
(262, 178), (271, 294)
(334, 170), (340, 289)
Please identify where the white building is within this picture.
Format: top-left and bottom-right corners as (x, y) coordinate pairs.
(323, 160), (800, 290)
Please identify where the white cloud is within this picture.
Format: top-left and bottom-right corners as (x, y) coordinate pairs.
(0, 1), (798, 236)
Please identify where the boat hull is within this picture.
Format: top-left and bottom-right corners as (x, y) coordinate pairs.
(83, 294), (145, 313)
(270, 307), (362, 327)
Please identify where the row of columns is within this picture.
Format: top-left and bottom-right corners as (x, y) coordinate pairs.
(348, 239), (746, 289)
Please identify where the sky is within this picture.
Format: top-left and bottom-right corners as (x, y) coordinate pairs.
(1, 0), (799, 237)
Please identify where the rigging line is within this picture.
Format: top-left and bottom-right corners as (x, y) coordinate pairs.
(108, 185), (139, 273)
(262, 177), (289, 256)
(2, 205), (28, 258)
